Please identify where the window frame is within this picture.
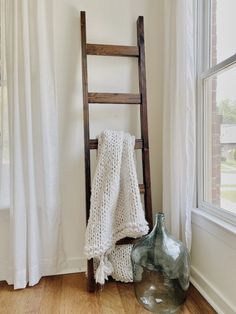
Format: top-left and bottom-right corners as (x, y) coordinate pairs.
(197, 0), (236, 226)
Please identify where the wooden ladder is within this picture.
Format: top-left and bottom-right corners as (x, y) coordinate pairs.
(80, 11), (153, 292)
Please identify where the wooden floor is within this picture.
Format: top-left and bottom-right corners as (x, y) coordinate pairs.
(0, 273), (216, 314)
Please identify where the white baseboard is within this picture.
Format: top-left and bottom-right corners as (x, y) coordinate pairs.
(191, 265), (236, 314)
(0, 257), (87, 283)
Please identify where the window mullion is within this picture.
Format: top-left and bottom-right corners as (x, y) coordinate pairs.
(201, 53), (236, 80)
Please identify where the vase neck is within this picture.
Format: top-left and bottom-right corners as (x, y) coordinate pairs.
(153, 213), (166, 235)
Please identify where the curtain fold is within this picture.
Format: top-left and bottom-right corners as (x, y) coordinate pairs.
(163, 0), (196, 250)
(1, 0), (64, 289)
(0, 0), (10, 210)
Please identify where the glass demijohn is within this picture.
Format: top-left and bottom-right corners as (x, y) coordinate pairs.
(131, 213), (190, 313)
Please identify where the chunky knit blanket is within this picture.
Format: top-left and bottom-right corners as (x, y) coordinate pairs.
(84, 130), (149, 285)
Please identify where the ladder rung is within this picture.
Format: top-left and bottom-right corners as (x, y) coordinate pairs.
(139, 184), (145, 194)
(89, 139), (143, 150)
(86, 44), (139, 57)
(88, 93), (141, 104)
(116, 237), (137, 245)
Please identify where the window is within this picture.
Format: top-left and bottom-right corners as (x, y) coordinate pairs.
(0, 3), (9, 210)
(198, 0), (236, 223)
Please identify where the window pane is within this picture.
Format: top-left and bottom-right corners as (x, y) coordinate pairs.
(204, 66), (236, 214)
(211, 0), (236, 66)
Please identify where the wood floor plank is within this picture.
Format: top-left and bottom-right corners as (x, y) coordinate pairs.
(98, 281), (125, 314)
(0, 279), (44, 314)
(0, 273), (217, 314)
(60, 273), (100, 314)
(117, 282), (150, 314)
(185, 285), (217, 314)
(179, 303), (192, 314)
(38, 275), (63, 314)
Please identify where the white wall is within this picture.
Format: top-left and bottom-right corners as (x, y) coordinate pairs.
(191, 211), (236, 313)
(54, 0), (164, 273)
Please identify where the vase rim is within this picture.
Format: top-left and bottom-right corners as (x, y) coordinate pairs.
(156, 212), (164, 216)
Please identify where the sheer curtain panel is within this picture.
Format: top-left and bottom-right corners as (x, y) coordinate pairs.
(163, 0), (196, 250)
(0, 0), (10, 210)
(1, 0), (64, 289)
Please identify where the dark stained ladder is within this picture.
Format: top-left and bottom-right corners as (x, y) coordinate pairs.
(80, 11), (153, 292)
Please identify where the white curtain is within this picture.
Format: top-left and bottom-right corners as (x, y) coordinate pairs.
(0, 0), (64, 289)
(0, 0), (9, 210)
(163, 0), (196, 250)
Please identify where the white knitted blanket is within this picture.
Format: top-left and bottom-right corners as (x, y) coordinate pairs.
(84, 130), (149, 284)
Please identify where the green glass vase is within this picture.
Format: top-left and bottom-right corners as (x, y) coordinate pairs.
(131, 212), (190, 313)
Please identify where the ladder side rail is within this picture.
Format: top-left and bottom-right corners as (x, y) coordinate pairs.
(80, 11), (96, 292)
(137, 16), (153, 229)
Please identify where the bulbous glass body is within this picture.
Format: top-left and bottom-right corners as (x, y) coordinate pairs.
(131, 213), (190, 313)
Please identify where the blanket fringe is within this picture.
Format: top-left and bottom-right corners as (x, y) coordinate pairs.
(95, 255), (113, 285)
